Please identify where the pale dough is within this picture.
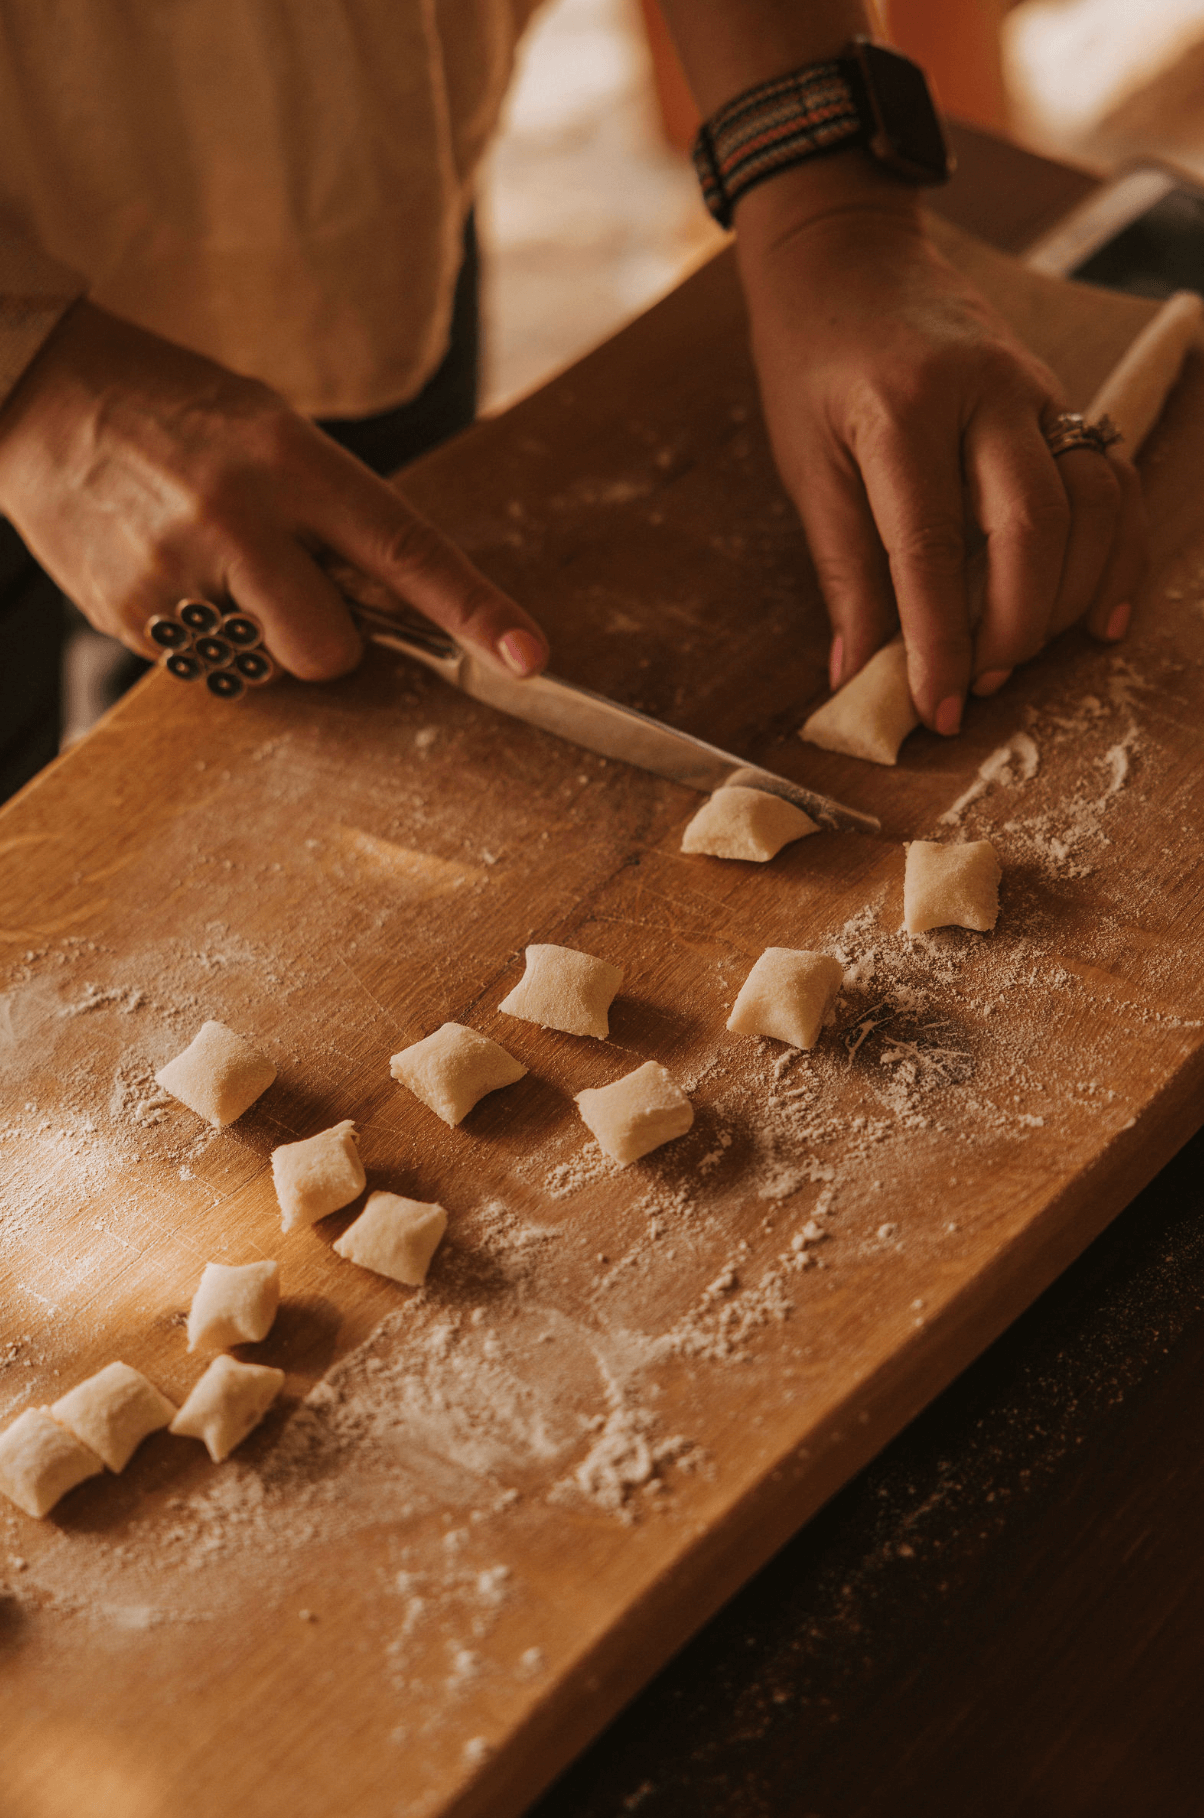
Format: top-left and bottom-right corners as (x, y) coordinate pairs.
(727, 948), (844, 1050)
(187, 1260), (281, 1352)
(169, 1356), (285, 1463)
(680, 785), (818, 861)
(799, 637), (919, 767)
(904, 839), (1001, 934)
(1087, 289), (1203, 453)
(575, 1060), (693, 1166)
(155, 1020), (276, 1126)
(0, 1406), (103, 1518)
(50, 1362), (176, 1472)
(333, 1191), (448, 1286)
(390, 1022), (527, 1127)
(500, 944), (622, 1039)
(272, 1120), (365, 1232)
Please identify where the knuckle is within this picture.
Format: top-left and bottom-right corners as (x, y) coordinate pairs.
(286, 626), (361, 683)
(1073, 460), (1122, 515)
(381, 512), (442, 581)
(1005, 489), (1070, 550)
(893, 519), (965, 577)
(454, 578), (506, 637)
(241, 400), (305, 471)
(921, 625), (973, 666)
(810, 548), (876, 606)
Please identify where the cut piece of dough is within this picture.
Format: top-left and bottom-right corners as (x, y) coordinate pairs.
(680, 785), (818, 862)
(500, 944), (623, 1039)
(727, 948), (844, 1050)
(50, 1362), (176, 1472)
(187, 1260), (281, 1352)
(904, 839), (1001, 934)
(0, 1406), (103, 1518)
(575, 1060), (693, 1166)
(799, 637), (919, 767)
(169, 1356), (285, 1463)
(333, 1191), (448, 1286)
(271, 1120), (366, 1232)
(390, 1023), (527, 1127)
(155, 1021), (277, 1126)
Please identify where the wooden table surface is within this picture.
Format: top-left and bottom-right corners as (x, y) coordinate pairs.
(2, 124), (1203, 1818)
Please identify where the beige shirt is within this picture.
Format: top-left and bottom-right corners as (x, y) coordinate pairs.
(0, 0), (541, 419)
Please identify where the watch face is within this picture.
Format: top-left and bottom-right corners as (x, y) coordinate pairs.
(855, 39), (953, 184)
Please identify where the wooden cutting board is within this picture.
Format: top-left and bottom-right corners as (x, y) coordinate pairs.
(2, 221), (1203, 1818)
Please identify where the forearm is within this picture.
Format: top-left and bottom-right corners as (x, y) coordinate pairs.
(0, 228), (85, 414)
(654, 0), (872, 116)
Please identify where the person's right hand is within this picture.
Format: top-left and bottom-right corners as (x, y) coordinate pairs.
(0, 300), (549, 682)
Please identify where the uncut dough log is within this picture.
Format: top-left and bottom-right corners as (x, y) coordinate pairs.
(272, 1120), (365, 1232)
(50, 1362), (176, 1472)
(1087, 289), (1203, 453)
(680, 785), (818, 861)
(575, 1060), (693, 1166)
(904, 839), (1001, 934)
(170, 1356), (285, 1463)
(727, 949), (844, 1050)
(187, 1260), (281, 1351)
(0, 1406), (103, 1518)
(155, 1020), (276, 1126)
(799, 637), (918, 767)
(500, 944), (623, 1039)
(390, 1022), (527, 1127)
(333, 1192), (448, 1286)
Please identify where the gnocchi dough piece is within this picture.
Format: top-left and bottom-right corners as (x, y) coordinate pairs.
(271, 1120), (366, 1232)
(904, 839), (1001, 934)
(680, 785), (818, 862)
(575, 1060), (693, 1166)
(169, 1356), (285, 1463)
(50, 1362), (176, 1472)
(187, 1260), (281, 1352)
(727, 948), (844, 1050)
(333, 1191), (448, 1286)
(799, 638), (919, 768)
(0, 1406), (103, 1518)
(155, 1020), (276, 1126)
(390, 1023), (527, 1127)
(500, 944), (623, 1039)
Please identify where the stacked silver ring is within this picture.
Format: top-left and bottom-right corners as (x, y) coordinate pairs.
(1043, 411), (1122, 459)
(147, 601), (275, 700)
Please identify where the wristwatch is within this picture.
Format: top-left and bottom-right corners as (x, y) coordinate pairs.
(693, 38), (954, 230)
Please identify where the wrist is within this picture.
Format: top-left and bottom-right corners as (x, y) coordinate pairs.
(733, 154), (924, 256)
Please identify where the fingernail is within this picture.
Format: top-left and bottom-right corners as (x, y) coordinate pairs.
(935, 693), (963, 737)
(1104, 601), (1131, 642)
(971, 667), (1012, 698)
(498, 628), (546, 677)
(828, 634), (844, 692)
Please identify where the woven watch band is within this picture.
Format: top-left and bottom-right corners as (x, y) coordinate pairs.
(693, 61), (868, 230)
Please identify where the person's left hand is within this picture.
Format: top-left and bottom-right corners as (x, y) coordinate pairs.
(734, 165), (1147, 731)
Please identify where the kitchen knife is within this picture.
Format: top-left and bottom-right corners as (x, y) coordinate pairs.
(329, 570), (880, 836)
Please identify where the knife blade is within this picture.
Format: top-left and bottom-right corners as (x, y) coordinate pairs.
(331, 570), (879, 836)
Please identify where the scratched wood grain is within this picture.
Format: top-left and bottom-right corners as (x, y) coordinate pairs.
(1, 221), (1202, 1818)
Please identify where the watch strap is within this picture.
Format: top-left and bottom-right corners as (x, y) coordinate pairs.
(693, 60), (868, 230)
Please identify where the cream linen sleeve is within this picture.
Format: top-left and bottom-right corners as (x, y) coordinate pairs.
(0, 224), (84, 412)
